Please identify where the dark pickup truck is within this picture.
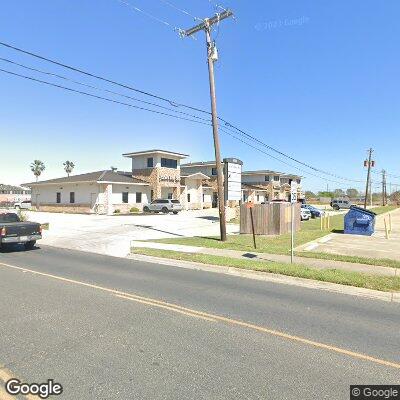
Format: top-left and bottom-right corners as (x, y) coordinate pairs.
(0, 212), (42, 250)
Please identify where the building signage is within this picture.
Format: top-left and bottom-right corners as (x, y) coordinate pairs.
(159, 176), (180, 183)
(290, 181), (298, 203)
(224, 158), (243, 202)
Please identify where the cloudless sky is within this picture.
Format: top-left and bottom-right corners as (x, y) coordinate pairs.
(1, 0), (399, 192)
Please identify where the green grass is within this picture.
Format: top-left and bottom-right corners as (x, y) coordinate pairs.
(133, 248), (400, 293)
(151, 206), (399, 266)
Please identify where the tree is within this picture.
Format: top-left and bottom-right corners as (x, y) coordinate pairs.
(63, 161), (75, 177)
(390, 191), (400, 204)
(333, 189), (345, 197)
(318, 191), (333, 198)
(30, 160), (45, 182)
(304, 191), (316, 199)
(346, 188), (359, 198)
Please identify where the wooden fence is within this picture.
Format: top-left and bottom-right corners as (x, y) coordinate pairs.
(240, 203), (301, 235)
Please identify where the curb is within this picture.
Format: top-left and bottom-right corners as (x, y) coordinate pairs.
(129, 253), (400, 304)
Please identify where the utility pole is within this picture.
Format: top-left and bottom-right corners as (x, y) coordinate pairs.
(370, 178), (373, 207)
(382, 170), (387, 206)
(363, 148), (374, 209)
(183, 10), (234, 242)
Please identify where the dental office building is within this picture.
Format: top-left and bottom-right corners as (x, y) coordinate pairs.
(26, 149), (303, 214)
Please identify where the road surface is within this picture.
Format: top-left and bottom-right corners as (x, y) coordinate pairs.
(0, 245), (399, 399)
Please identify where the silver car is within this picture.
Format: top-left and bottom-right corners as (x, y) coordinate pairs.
(143, 199), (183, 214)
(330, 198), (352, 211)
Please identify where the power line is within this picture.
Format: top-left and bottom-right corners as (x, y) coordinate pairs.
(0, 57), (210, 123)
(219, 126), (356, 186)
(115, 0), (184, 34)
(0, 41), (210, 115)
(158, 0), (202, 21)
(0, 40), (366, 184)
(0, 68), (212, 127)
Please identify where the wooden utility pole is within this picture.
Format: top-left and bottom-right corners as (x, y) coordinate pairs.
(382, 170), (387, 206)
(183, 10), (234, 241)
(364, 148), (374, 209)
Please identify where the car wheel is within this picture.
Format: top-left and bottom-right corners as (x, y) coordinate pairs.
(143, 206), (150, 213)
(173, 211), (178, 215)
(161, 207), (169, 214)
(333, 205), (340, 211)
(24, 240), (36, 250)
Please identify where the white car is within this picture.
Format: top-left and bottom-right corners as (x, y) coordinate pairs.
(14, 200), (32, 210)
(300, 208), (311, 221)
(143, 199), (183, 214)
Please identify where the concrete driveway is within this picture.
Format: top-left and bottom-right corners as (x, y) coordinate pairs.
(24, 209), (239, 257)
(298, 208), (400, 261)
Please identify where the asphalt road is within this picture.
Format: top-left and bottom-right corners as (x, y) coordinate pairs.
(0, 245), (399, 399)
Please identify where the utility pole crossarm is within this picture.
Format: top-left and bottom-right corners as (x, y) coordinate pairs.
(183, 10), (234, 36)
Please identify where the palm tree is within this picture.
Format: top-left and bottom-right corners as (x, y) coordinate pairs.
(30, 160), (45, 182)
(63, 161), (75, 177)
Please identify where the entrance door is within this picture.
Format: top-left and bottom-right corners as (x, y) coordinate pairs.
(212, 192), (218, 208)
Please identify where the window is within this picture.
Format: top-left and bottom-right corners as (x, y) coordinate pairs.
(171, 200), (180, 204)
(265, 175), (270, 182)
(296, 179), (301, 184)
(211, 167), (217, 176)
(56, 192), (61, 204)
(70, 192), (75, 204)
(257, 195), (260, 202)
(161, 158), (178, 169)
(150, 190), (154, 201)
(274, 176), (280, 182)
(122, 192), (129, 203)
(202, 194), (205, 202)
(147, 157), (154, 168)
(187, 193), (191, 203)
(136, 192), (142, 203)
(167, 193), (173, 200)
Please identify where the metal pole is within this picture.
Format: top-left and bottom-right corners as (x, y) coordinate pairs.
(364, 148), (373, 209)
(291, 203), (295, 263)
(205, 25), (226, 241)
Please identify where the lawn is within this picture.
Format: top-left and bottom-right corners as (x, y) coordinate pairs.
(153, 205), (399, 267)
(133, 248), (400, 293)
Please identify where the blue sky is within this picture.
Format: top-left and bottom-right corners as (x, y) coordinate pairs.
(1, 0), (399, 192)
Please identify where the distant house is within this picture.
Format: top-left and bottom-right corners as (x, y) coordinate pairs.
(0, 184), (31, 206)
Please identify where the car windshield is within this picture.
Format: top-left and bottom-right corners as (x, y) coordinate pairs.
(0, 213), (20, 223)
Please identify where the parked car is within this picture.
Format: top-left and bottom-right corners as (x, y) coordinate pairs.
(300, 208), (312, 221)
(143, 199), (183, 214)
(14, 200), (32, 210)
(301, 204), (325, 218)
(330, 198), (352, 211)
(0, 212), (42, 250)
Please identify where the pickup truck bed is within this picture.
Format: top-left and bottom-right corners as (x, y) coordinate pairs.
(0, 213), (42, 249)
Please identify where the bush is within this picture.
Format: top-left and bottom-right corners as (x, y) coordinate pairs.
(114, 209), (121, 214)
(17, 210), (28, 221)
(130, 207), (140, 213)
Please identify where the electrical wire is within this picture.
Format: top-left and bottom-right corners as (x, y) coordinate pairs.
(0, 57), (211, 123)
(0, 68), (213, 127)
(157, 0), (202, 21)
(0, 40), (368, 185)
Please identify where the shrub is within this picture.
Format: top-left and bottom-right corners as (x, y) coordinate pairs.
(114, 209), (121, 214)
(130, 207), (140, 213)
(17, 210), (28, 222)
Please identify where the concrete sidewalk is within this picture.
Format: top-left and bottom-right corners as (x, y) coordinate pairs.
(131, 241), (399, 277)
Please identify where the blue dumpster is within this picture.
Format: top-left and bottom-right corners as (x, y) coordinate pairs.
(344, 206), (376, 236)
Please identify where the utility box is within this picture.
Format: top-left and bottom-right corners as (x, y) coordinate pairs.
(240, 202), (301, 235)
(344, 206), (376, 236)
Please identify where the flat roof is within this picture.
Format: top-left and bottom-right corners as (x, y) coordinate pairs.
(242, 170), (302, 179)
(123, 149), (189, 159)
(181, 161), (216, 168)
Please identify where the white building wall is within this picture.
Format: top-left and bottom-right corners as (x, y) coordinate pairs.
(31, 183), (99, 205)
(131, 154), (182, 171)
(242, 174), (273, 184)
(111, 184), (151, 205)
(182, 165), (215, 177)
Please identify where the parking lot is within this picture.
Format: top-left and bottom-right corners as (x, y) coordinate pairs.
(298, 208), (400, 261)
(15, 209), (239, 257)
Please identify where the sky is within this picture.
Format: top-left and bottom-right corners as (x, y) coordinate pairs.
(1, 0), (399, 193)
